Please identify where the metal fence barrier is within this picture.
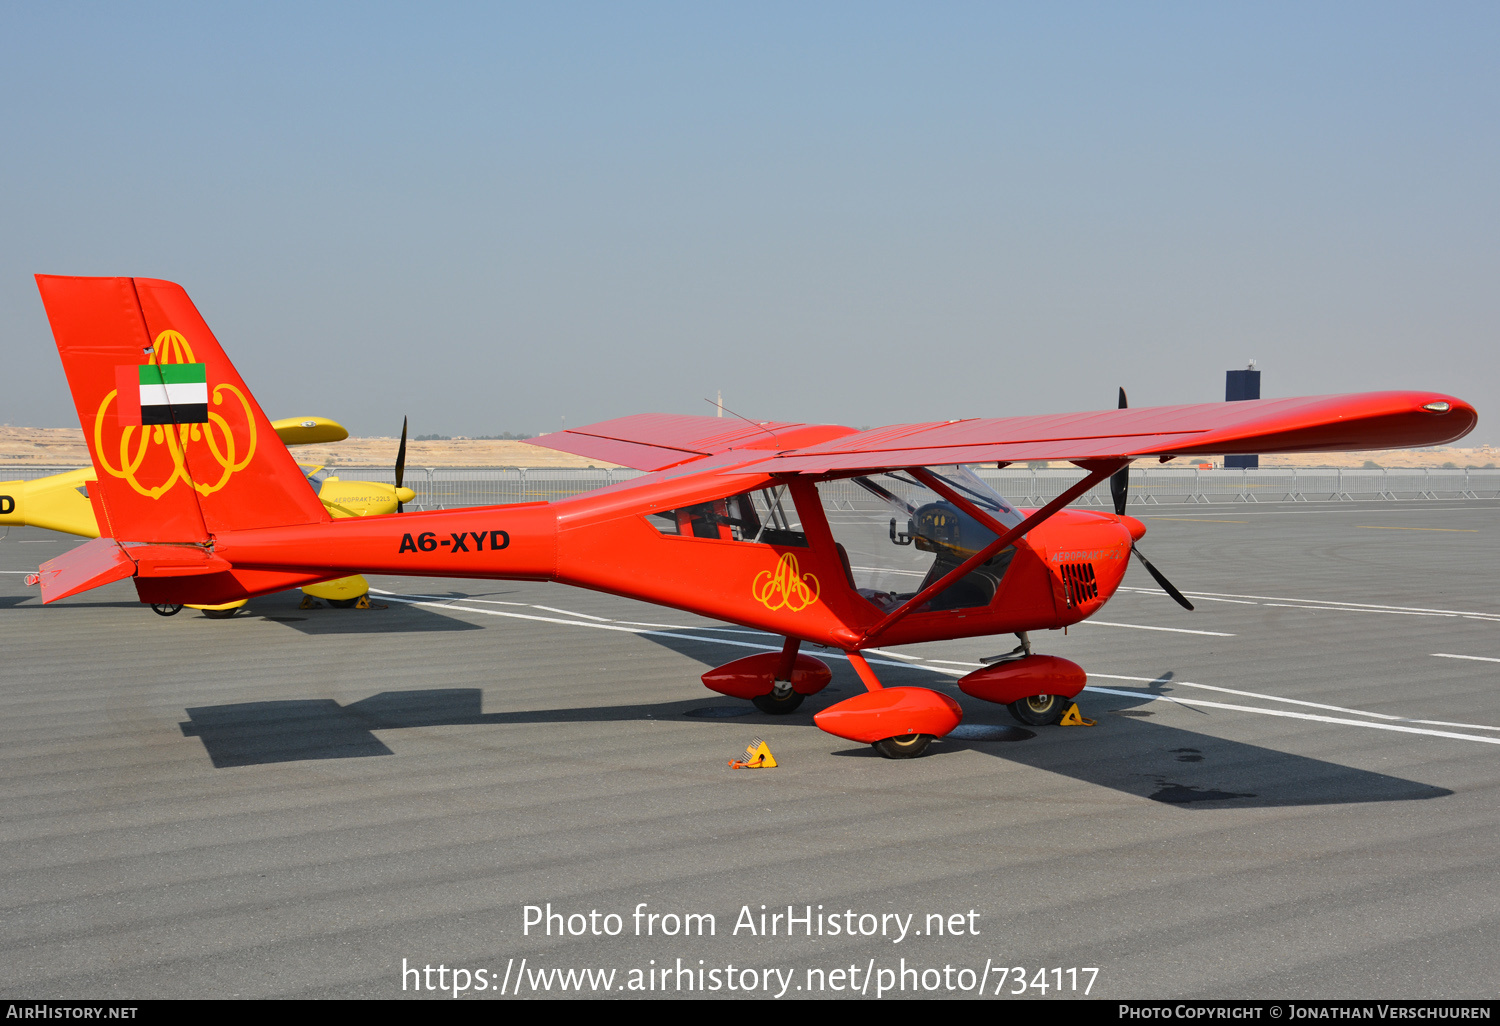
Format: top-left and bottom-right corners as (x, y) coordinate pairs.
(6, 464), (1499, 510)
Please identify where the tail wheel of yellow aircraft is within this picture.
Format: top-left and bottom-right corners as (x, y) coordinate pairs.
(327, 597), (361, 608)
(200, 607), (239, 619)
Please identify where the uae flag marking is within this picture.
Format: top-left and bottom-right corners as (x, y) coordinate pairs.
(115, 363), (208, 425)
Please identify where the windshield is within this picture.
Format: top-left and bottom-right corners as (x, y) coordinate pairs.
(815, 466), (1020, 612)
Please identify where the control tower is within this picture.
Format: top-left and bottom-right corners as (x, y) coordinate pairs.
(1224, 361), (1261, 470)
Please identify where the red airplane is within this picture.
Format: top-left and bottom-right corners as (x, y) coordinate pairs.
(28, 275), (1478, 758)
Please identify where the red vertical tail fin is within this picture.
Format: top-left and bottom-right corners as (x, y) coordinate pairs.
(35, 275), (329, 542)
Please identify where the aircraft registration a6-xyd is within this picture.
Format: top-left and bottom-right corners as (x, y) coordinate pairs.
(29, 275), (1478, 758)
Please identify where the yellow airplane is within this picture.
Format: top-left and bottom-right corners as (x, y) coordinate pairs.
(0, 416), (415, 617)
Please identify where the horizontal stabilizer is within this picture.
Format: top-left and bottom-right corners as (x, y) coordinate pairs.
(35, 538), (136, 603)
(122, 543), (232, 577)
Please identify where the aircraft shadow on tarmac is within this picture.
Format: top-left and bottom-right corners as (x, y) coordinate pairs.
(246, 601), (486, 635)
(640, 632), (1454, 809)
(0, 596), (146, 610)
(180, 665), (1453, 810)
(181, 688), (729, 768)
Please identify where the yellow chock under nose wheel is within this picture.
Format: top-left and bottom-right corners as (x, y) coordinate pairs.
(1059, 703), (1095, 727)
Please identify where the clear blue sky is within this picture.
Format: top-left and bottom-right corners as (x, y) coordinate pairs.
(2, 2), (1495, 443)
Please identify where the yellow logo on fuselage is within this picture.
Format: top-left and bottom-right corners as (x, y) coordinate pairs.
(752, 552), (821, 612)
(92, 329), (257, 499)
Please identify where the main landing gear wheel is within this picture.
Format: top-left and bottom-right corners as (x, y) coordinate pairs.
(200, 607), (239, 619)
(872, 733), (934, 759)
(151, 604), (183, 617)
(327, 597), (362, 609)
(1007, 694), (1069, 726)
(752, 690), (806, 715)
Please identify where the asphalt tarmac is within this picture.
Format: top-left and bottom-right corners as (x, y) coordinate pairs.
(1, 500), (1497, 1000)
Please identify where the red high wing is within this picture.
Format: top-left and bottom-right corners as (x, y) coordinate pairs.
(529, 415), (858, 471)
(531, 393), (1475, 474)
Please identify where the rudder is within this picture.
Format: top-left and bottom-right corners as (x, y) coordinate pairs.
(36, 275), (328, 542)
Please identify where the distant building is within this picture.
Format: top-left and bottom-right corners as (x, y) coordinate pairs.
(1224, 363), (1261, 470)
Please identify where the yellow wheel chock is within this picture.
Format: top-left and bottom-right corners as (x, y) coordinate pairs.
(1059, 703), (1096, 727)
(729, 737), (778, 769)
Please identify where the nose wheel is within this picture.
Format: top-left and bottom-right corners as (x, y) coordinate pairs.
(871, 733), (933, 759)
(1007, 693), (1069, 726)
(752, 689), (806, 715)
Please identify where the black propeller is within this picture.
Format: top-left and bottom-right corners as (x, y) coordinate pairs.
(1110, 387), (1129, 516)
(395, 416), (408, 513)
(1130, 547), (1194, 611)
(1111, 387), (1194, 611)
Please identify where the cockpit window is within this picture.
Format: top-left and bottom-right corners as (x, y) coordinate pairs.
(816, 466), (1018, 611)
(646, 484), (807, 547)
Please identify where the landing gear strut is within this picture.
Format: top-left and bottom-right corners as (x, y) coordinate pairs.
(836, 651), (960, 760)
(981, 631), (1032, 665)
(753, 638), (810, 715)
(700, 638), (831, 712)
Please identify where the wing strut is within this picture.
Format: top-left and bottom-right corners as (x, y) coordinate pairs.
(859, 460), (1126, 646)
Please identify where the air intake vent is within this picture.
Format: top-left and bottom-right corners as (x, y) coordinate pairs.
(1060, 562), (1098, 607)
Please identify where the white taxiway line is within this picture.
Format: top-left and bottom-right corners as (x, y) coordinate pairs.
(368, 590), (921, 671)
(616, 622), (776, 636)
(1075, 620), (1235, 637)
(1260, 603), (1457, 618)
(1140, 506), (1498, 518)
(863, 648), (927, 662)
(531, 604), (611, 621)
(1088, 673), (1500, 732)
(1118, 585), (1500, 620)
(367, 588), (1500, 747)
(1433, 653), (1500, 664)
(1084, 685), (1500, 747)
